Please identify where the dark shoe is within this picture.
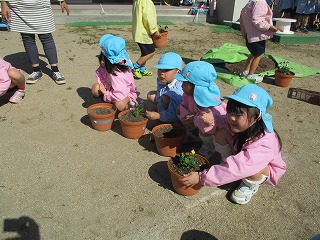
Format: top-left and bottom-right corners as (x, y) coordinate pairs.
(301, 27), (309, 33)
(26, 71), (43, 84)
(52, 72), (66, 85)
(294, 27), (301, 32)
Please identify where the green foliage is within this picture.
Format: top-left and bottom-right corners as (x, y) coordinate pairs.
(132, 101), (145, 117)
(158, 25), (169, 33)
(277, 61), (294, 75)
(176, 153), (198, 169)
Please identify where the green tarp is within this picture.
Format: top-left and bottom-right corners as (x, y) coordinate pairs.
(200, 43), (320, 88)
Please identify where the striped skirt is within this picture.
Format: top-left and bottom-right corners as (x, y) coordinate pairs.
(8, 0), (55, 34)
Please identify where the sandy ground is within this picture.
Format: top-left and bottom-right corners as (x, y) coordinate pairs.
(1, 22), (320, 240)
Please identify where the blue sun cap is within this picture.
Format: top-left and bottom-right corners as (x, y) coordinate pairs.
(99, 34), (133, 68)
(154, 52), (183, 70)
(175, 61), (221, 108)
(225, 84), (274, 132)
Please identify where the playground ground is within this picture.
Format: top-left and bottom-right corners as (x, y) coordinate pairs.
(1, 13), (320, 240)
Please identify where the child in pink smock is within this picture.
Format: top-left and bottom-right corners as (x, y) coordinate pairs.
(0, 58), (26, 103)
(175, 61), (227, 159)
(91, 34), (139, 111)
(179, 84), (286, 205)
(240, 0), (280, 83)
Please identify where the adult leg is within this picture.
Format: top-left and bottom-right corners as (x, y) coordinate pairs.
(21, 33), (43, 83)
(38, 33), (66, 84)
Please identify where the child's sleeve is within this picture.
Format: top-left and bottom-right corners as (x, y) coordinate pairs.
(142, 0), (158, 35)
(252, 1), (272, 31)
(199, 136), (283, 186)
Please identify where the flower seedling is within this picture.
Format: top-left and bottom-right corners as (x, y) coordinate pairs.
(132, 100), (145, 117)
(276, 61), (294, 75)
(175, 153), (198, 170)
(158, 25), (168, 33)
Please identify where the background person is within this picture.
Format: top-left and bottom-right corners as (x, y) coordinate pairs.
(132, 0), (161, 79)
(1, 0), (69, 85)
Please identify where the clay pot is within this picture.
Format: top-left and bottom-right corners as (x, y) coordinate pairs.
(152, 31), (168, 48)
(274, 71), (295, 87)
(167, 153), (210, 196)
(152, 123), (186, 157)
(118, 110), (148, 139)
(87, 103), (117, 132)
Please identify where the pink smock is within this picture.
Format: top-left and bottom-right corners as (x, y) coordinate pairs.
(0, 58), (14, 97)
(95, 65), (139, 107)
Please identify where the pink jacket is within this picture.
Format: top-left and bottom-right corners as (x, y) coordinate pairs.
(179, 94), (200, 126)
(194, 102), (227, 135)
(0, 58), (13, 97)
(199, 130), (286, 187)
(240, 0), (274, 43)
(95, 65), (139, 106)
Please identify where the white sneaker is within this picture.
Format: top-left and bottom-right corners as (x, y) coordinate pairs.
(230, 178), (259, 204)
(248, 74), (263, 83)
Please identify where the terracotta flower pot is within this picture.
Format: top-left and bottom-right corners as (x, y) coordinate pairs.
(152, 31), (168, 48)
(87, 103), (117, 132)
(118, 110), (148, 139)
(152, 123), (186, 157)
(274, 71), (295, 87)
(167, 153), (210, 196)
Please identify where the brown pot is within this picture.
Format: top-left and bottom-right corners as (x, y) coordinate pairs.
(152, 31), (168, 48)
(274, 71), (295, 87)
(118, 110), (148, 139)
(152, 123), (186, 157)
(87, 103), (116, 132)
(167, 153), (210, 196)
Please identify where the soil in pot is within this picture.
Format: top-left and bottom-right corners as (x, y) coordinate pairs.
(153, 125), (185, 138)
(118, 110), (146, 122)
(87, 107), (115, 115)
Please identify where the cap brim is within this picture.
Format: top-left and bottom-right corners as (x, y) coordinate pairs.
(194, 86), (221, 107)
(175, 72), (187, 82)
(154, 64), (177, 69)
(225, 94), (256, 108)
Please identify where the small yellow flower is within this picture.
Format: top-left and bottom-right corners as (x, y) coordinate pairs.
(191, 150), (195, 154)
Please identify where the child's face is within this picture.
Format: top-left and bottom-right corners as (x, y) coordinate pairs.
(182, 82), (194, 96)
(227, 109), (255, 133)
(157, 69), (179, 84)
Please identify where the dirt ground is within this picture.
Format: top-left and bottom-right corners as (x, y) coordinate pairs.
(1, 23), (320, 240)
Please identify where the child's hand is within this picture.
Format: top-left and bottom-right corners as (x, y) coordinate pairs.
(99, 84), (107, 94)
(179, 172), (200, 187)
(199, 109), (214, 126)
(152, 31), (162, 40)
(270, 25), (280, 32)
(146, 110), (160, 120)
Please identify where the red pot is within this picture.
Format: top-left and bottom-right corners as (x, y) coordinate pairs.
(118, 110), (148, 139)
(152, 123), (186, 157)
(87, 103), (116, 132)
(274, 71), (295, 87)
(167, 153), (210, 196)
(152, 31), (168, 48)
